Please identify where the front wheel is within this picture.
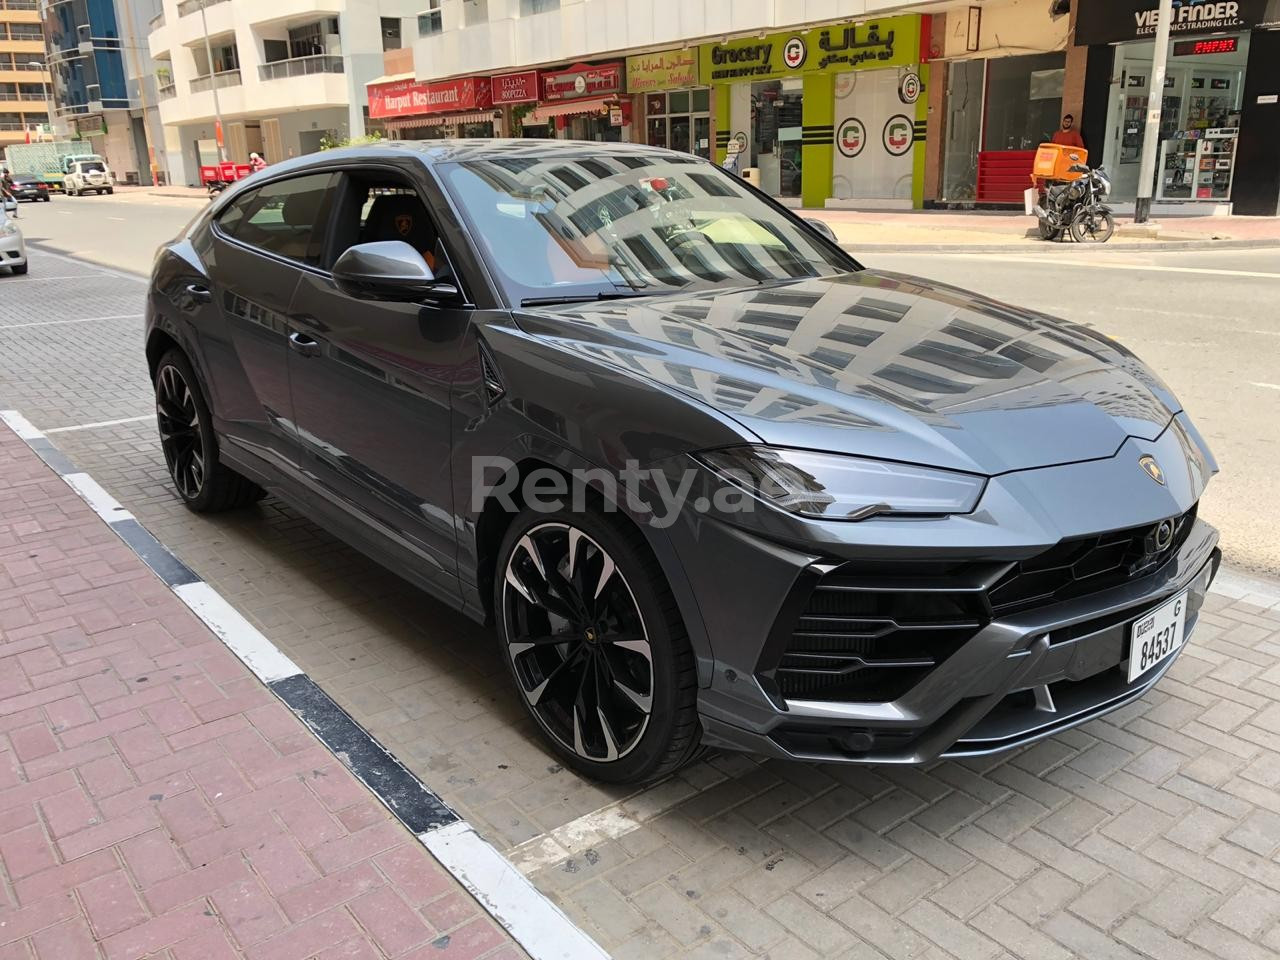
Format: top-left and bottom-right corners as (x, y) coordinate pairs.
(1070, 208), (1115, 244)
(495, 508), (701, 784)
(154, 349), (264, 512)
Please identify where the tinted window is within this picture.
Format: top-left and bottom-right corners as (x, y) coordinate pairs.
(217, 173), (337, 265)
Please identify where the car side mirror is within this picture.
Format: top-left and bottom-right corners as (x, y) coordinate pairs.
(804, 218), (839, 244)
(332, 241), (458, 303)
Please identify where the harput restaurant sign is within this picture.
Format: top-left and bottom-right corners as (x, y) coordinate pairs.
(368, 76), (493, 119)
(1076, 0), (1280, 43)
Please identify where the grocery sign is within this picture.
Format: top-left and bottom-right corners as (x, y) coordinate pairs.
(699, 16), (920, 83)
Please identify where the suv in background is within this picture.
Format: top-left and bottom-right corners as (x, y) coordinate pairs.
(65, 160), (114, 197)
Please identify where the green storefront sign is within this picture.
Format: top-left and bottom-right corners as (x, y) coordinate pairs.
(702, 16), (926, 209)
(698, 16), (920, 83)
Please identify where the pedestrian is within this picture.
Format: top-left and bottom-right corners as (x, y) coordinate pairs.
(1051, 115), (1085, 149)
(248, 152), (266, 174)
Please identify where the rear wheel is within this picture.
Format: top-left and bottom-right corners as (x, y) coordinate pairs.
(11, 263), (28, 275)
(1037, 218), (1062, 242)
(495, 507), (701, 784)
(1070, 208), (1115, 244)
(154, 349), (264, 512)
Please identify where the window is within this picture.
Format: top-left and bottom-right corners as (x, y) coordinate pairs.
(417, 1), (442, 36)
(216, 173), (337, 265)
(288, 19), (338, 59)
(9, 24), (45, 41)
(520, 0), (559, 13)
(327, 176), (450, 280)
(380, 17), (401, 51)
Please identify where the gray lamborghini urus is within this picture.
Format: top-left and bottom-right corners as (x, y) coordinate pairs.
(145, 141), (1220, 783)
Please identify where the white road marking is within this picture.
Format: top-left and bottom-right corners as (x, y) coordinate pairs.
(8, 275), (112, 282)
(173, 582), (303, 683)
(945, 254), (1280, 280)
(63, 472), (134, 522)
(421, 822), (610, 960)
(107, 217), (126, 222)
(45, 415), (154, 434)
(0, 409), (44, 440)
(23, 246), (147, 283)
(0, 314), (144, 330)
(1248, 382), (1280, 392)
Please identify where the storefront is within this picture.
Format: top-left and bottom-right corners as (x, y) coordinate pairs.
(934, 1), (1072, 203)
(491, 69), (540, 137)
(367, 75), (496, 140)
(700, 16), (929, 208)
(1075, 0), (1280, 212)
(626, 49), (711, 158)
(526, 62), (631, 142)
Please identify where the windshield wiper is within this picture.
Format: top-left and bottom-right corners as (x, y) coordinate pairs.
(520, 291), (651, 307)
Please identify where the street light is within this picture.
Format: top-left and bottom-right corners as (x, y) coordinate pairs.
(24, 61), (52, 142)
(197, 0), (228, 163)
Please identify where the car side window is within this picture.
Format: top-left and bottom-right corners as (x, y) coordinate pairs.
(215, 173), (338, 266)
(326, 174), (455, 286)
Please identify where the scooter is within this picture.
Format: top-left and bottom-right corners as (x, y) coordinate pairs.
(1034, 164), (1115, 243)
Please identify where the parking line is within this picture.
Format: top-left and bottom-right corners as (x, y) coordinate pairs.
(7, 275), (113, 282)
(0, 314), (144, 330)
(45, 414), (154, 434)
(0, 408), (611, 960)
(1249, 382), (1280, 392)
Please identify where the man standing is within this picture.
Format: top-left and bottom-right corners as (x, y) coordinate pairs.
(1051, 115), (1085, 149)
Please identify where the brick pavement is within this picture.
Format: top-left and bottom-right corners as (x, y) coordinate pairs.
(0, 426), (524, 959)
(6, 250), (1280, 959)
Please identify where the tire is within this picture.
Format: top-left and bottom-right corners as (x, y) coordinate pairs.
(153, 349), (265, 513)
(1036, 218), (1062, 242)
(42, 196), (50, 202)
(105, 189), (114, 195)
(1070, 208), (1115, 244)
(495, 506), (702, 784)
(11, 263), (28, 275)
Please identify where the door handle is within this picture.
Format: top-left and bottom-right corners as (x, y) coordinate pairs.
(289, 331), (322, 358)
(185, 283), (213, 304)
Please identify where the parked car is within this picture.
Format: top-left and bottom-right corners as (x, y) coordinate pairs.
(0, 209), (28, 275)
(8, 175), (51, 202)
(64, 160), (114, 197)
(144, 141), (1220, 784)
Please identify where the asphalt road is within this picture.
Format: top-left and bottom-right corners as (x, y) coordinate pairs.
(7, 192), (1280, 579)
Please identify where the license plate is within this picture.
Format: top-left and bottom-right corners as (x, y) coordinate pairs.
(1127, 591), (1187, 682)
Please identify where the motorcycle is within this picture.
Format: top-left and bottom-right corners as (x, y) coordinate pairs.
(1034, 164), (1115, 243)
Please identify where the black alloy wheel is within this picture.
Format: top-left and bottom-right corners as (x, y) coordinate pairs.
(497, 510), (701, 783)
(156, 362), (204, 501)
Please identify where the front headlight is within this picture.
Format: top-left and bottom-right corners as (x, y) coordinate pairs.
(0, 222), (18, 237)
(1095, 169), (1112, 198)
(695, 446), (986, 521)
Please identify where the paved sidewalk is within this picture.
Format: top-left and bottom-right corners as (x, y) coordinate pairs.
(0, 427), (523, 959)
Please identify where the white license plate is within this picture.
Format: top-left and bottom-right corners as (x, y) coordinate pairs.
(1127, 591), (1187, 682)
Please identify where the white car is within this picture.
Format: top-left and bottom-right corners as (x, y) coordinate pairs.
(65, 161), (114, 197)
(0, 210), (27, 275)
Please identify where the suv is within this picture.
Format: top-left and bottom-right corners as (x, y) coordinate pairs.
(65, 161), (114, 197)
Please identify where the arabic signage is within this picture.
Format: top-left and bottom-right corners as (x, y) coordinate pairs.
(626, 49), (699, 93)
(542, 62), (625, 101)
(368, 76), (492, 119)
(492, 70), (539, 105)
(698, 16), (921, 84)
(1075, 0), (1276, 44)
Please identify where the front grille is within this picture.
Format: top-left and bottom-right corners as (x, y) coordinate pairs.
(766, 505), (1197, 704)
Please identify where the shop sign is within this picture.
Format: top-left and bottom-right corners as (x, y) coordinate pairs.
(898, 72), (922, 103)
(626, 49), (699, 94)
(1075, 0), (1272, 45)
(368, 76), (491, 119)
(492, 70), (539, 105)
(698, 16), (920, 84)
(543, 62), (624, 101)
(609, 106), (624, 125)
(836, 117), (866, 157)
(882, 115), (914, 156)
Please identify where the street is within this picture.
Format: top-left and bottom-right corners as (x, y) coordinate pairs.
(3, 195), (1280, 960)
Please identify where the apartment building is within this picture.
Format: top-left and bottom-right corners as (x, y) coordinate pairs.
(0, 0), (51, 150)
(148, 0), (421, 186)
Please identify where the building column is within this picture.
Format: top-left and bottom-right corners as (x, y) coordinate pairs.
(801, 73), (834, 209)
(923, 14), (947, 204)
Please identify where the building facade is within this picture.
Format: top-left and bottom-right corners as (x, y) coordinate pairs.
(147, 0), (422, 186)
(1, 0), (53, 150)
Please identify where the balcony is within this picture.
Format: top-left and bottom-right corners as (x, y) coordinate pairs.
(258, 54), (343, 81)
(149, 10), (165, 29)
(157, 81), (177, 100)
(0, 0), (40, 9)
(176, 0), (229, 17)
(190, 68), (241, 93)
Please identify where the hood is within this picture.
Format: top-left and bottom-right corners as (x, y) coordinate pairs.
(515, 271), (1182, 475)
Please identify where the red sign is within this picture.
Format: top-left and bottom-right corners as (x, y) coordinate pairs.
(542, 62), (624, 102)
(368, 76), (492, 119)
(492, 70), (539, 105)
(1173, 36), (1240, 56)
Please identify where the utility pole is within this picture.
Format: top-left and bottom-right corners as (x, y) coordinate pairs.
(198, 0), (227, 162)
(1134, 0), (1174, 224)
(119, 0), (160, 185)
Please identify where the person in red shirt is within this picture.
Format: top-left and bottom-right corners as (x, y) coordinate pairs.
(1051, 115), (1085, 149)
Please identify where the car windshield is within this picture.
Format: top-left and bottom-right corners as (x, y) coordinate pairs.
(439, 154), (853, 304)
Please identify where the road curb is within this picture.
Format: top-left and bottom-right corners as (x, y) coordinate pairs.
(844, 237), (1280, 254)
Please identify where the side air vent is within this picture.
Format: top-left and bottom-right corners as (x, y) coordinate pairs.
(478, 341), (505, 406)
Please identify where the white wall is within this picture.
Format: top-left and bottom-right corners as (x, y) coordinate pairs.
(941, 0), (1069, 59)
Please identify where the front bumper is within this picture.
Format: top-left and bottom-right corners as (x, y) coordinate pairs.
(696, 523), (1219, 764)
(0, 233), (26, 268)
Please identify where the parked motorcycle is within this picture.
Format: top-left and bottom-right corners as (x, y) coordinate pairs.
(1034, 164), (1115, 243)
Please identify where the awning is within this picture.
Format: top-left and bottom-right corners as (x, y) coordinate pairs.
(383, 111), (496, 132)
(529, 96), (614, 124)
(364, 71), (415, 88)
